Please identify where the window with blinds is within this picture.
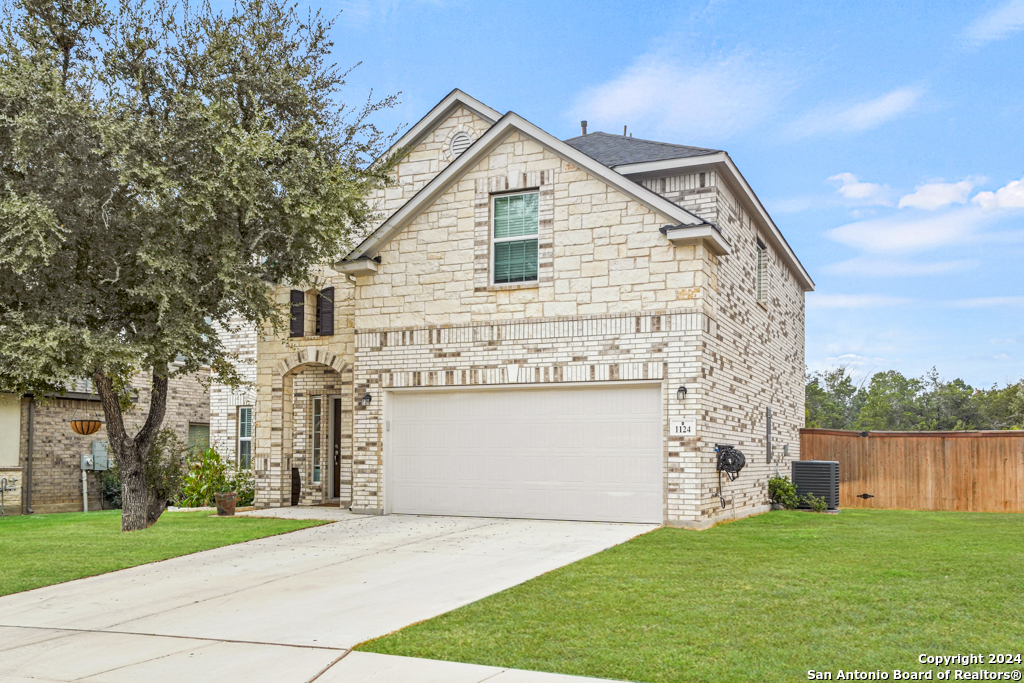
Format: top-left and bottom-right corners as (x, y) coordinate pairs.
(492, 192), (539, 284)
(237, 407), (252, 469)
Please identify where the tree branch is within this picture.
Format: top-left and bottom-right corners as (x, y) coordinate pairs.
(93, 371), (131, 452)
(133, 362), (169, 455)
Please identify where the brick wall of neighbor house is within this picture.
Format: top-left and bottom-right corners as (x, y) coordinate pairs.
(253, 270), (356, 508)
(19, 372), (209, 514)
(210, 315), (258, 461)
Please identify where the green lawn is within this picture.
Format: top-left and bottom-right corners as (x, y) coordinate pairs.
(359, 510), (1024, 683)
(0, 510), (324, 597)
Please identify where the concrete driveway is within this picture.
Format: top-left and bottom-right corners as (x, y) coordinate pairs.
(0, 511), (657, 682)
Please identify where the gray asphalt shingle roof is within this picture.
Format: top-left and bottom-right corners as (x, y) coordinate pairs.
(562, 132), (719, 168)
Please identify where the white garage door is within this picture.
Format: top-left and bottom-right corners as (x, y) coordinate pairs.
(387, 384), (663, 523)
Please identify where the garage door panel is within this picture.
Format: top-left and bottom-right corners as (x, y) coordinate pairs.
(389, 385), (663, 523)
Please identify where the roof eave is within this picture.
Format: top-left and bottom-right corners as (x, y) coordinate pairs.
(659, 223), (732, 256)
(616, 153), (815, 292)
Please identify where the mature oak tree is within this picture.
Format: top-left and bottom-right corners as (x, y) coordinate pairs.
(0, 0), (396, 530)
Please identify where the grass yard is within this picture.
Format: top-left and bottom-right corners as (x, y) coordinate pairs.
(359, 510), (1024, 683)
(0, 510), (324, 597)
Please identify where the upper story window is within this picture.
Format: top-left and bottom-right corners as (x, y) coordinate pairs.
(315, 287), (334, 336)
(492, 192), (539, 284)
(756, 238), (767, 302)
(289, 287), (334, 337)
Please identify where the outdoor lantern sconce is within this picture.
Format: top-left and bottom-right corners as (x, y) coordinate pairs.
(359, 393), (372, 408)
(677, 386), (687, 401)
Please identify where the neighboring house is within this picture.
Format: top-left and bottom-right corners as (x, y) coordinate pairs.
(0, 374), (209, 514)
(252, 89), (814, 528)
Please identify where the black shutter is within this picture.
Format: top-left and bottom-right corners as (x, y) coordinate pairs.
(289, 290), (304, 338)
(318, 287), (334, 336)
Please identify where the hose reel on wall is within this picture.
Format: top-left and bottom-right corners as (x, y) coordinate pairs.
(715, 444), (746, 509)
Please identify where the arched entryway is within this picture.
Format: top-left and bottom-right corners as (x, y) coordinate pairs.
(256, 348), (353, 507)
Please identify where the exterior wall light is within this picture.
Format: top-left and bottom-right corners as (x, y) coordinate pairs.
(677, 386), (687, 401)
(359, 393), (372, 408)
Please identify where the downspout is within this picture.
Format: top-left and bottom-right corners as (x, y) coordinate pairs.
(25, 395), (35, 514)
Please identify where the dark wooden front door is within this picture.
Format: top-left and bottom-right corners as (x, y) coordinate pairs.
(332, 398), (342, 498)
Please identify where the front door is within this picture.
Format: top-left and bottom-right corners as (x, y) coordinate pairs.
(332, 397), (342, 499)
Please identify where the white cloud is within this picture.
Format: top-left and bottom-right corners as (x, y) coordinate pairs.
(570, 51), (791, 141)
(808, 294), (912, 309)
(898, 178), (983, 210)
(787, 86), (925, 138)
(824, 257), (978, 277)
(828, 173), (893, 206)
(951, 296), (1024, 308)
(972, 176), (1024, 210)
(826, 207), (995, 253)
(964, 0), (1024, 46)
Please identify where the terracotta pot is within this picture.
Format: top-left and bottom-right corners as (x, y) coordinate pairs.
(215, 491), (238, 516)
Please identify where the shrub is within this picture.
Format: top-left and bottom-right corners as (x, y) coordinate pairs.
(178, 447), (230, 507)
(229, 467), (255, 506)
(804, 492), (829, 513)
(177, 447), (254, 507)
(768, 476), (801, 509)
(100, 467), (122, 509)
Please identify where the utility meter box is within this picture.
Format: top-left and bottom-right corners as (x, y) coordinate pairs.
(81, 442), (110, 471)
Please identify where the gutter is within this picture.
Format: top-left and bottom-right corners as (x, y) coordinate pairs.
(25, 396), (34, 514)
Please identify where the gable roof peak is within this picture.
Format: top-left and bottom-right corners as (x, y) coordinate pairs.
(376, 89), (501, 166)
(348, 111), (714, 261)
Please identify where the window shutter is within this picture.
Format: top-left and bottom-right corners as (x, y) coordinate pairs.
(317, 287), (334, 336)
(289, 290), (304, 337)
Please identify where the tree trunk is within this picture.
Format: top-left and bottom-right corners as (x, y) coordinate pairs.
(93, 367), (170, 532)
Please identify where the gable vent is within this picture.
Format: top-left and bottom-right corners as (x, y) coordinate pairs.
(449, 131), (473, 157)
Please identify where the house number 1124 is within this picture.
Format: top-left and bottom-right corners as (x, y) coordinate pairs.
(670, 420), (696, 436)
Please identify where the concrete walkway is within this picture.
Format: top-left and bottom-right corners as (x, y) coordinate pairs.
(0, 511), (655, 681)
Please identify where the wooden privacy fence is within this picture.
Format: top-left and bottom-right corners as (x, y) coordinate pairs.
(800, 429), (1024, 512)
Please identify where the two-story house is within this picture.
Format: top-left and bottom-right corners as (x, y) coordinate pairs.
(251, 89), (814, 528)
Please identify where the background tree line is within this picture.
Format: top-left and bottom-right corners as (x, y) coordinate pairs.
(805, 367), (1024, 431)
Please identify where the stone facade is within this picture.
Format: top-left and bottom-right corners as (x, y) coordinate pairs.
(254, 92), (811, 527)
(253, 269), (356, 508)
(8, 372), (209, 514)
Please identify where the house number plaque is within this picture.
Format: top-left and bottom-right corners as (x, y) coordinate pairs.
(670, 420), (696, 436)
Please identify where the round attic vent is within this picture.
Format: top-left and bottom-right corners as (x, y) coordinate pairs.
(449, 131), (473, 157)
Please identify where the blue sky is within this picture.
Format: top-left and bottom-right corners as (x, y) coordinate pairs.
(323, 0), (1024, 388)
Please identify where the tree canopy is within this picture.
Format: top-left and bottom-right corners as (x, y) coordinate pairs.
(0, 0), (397, 529)
(806, 367), (1024, 431)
